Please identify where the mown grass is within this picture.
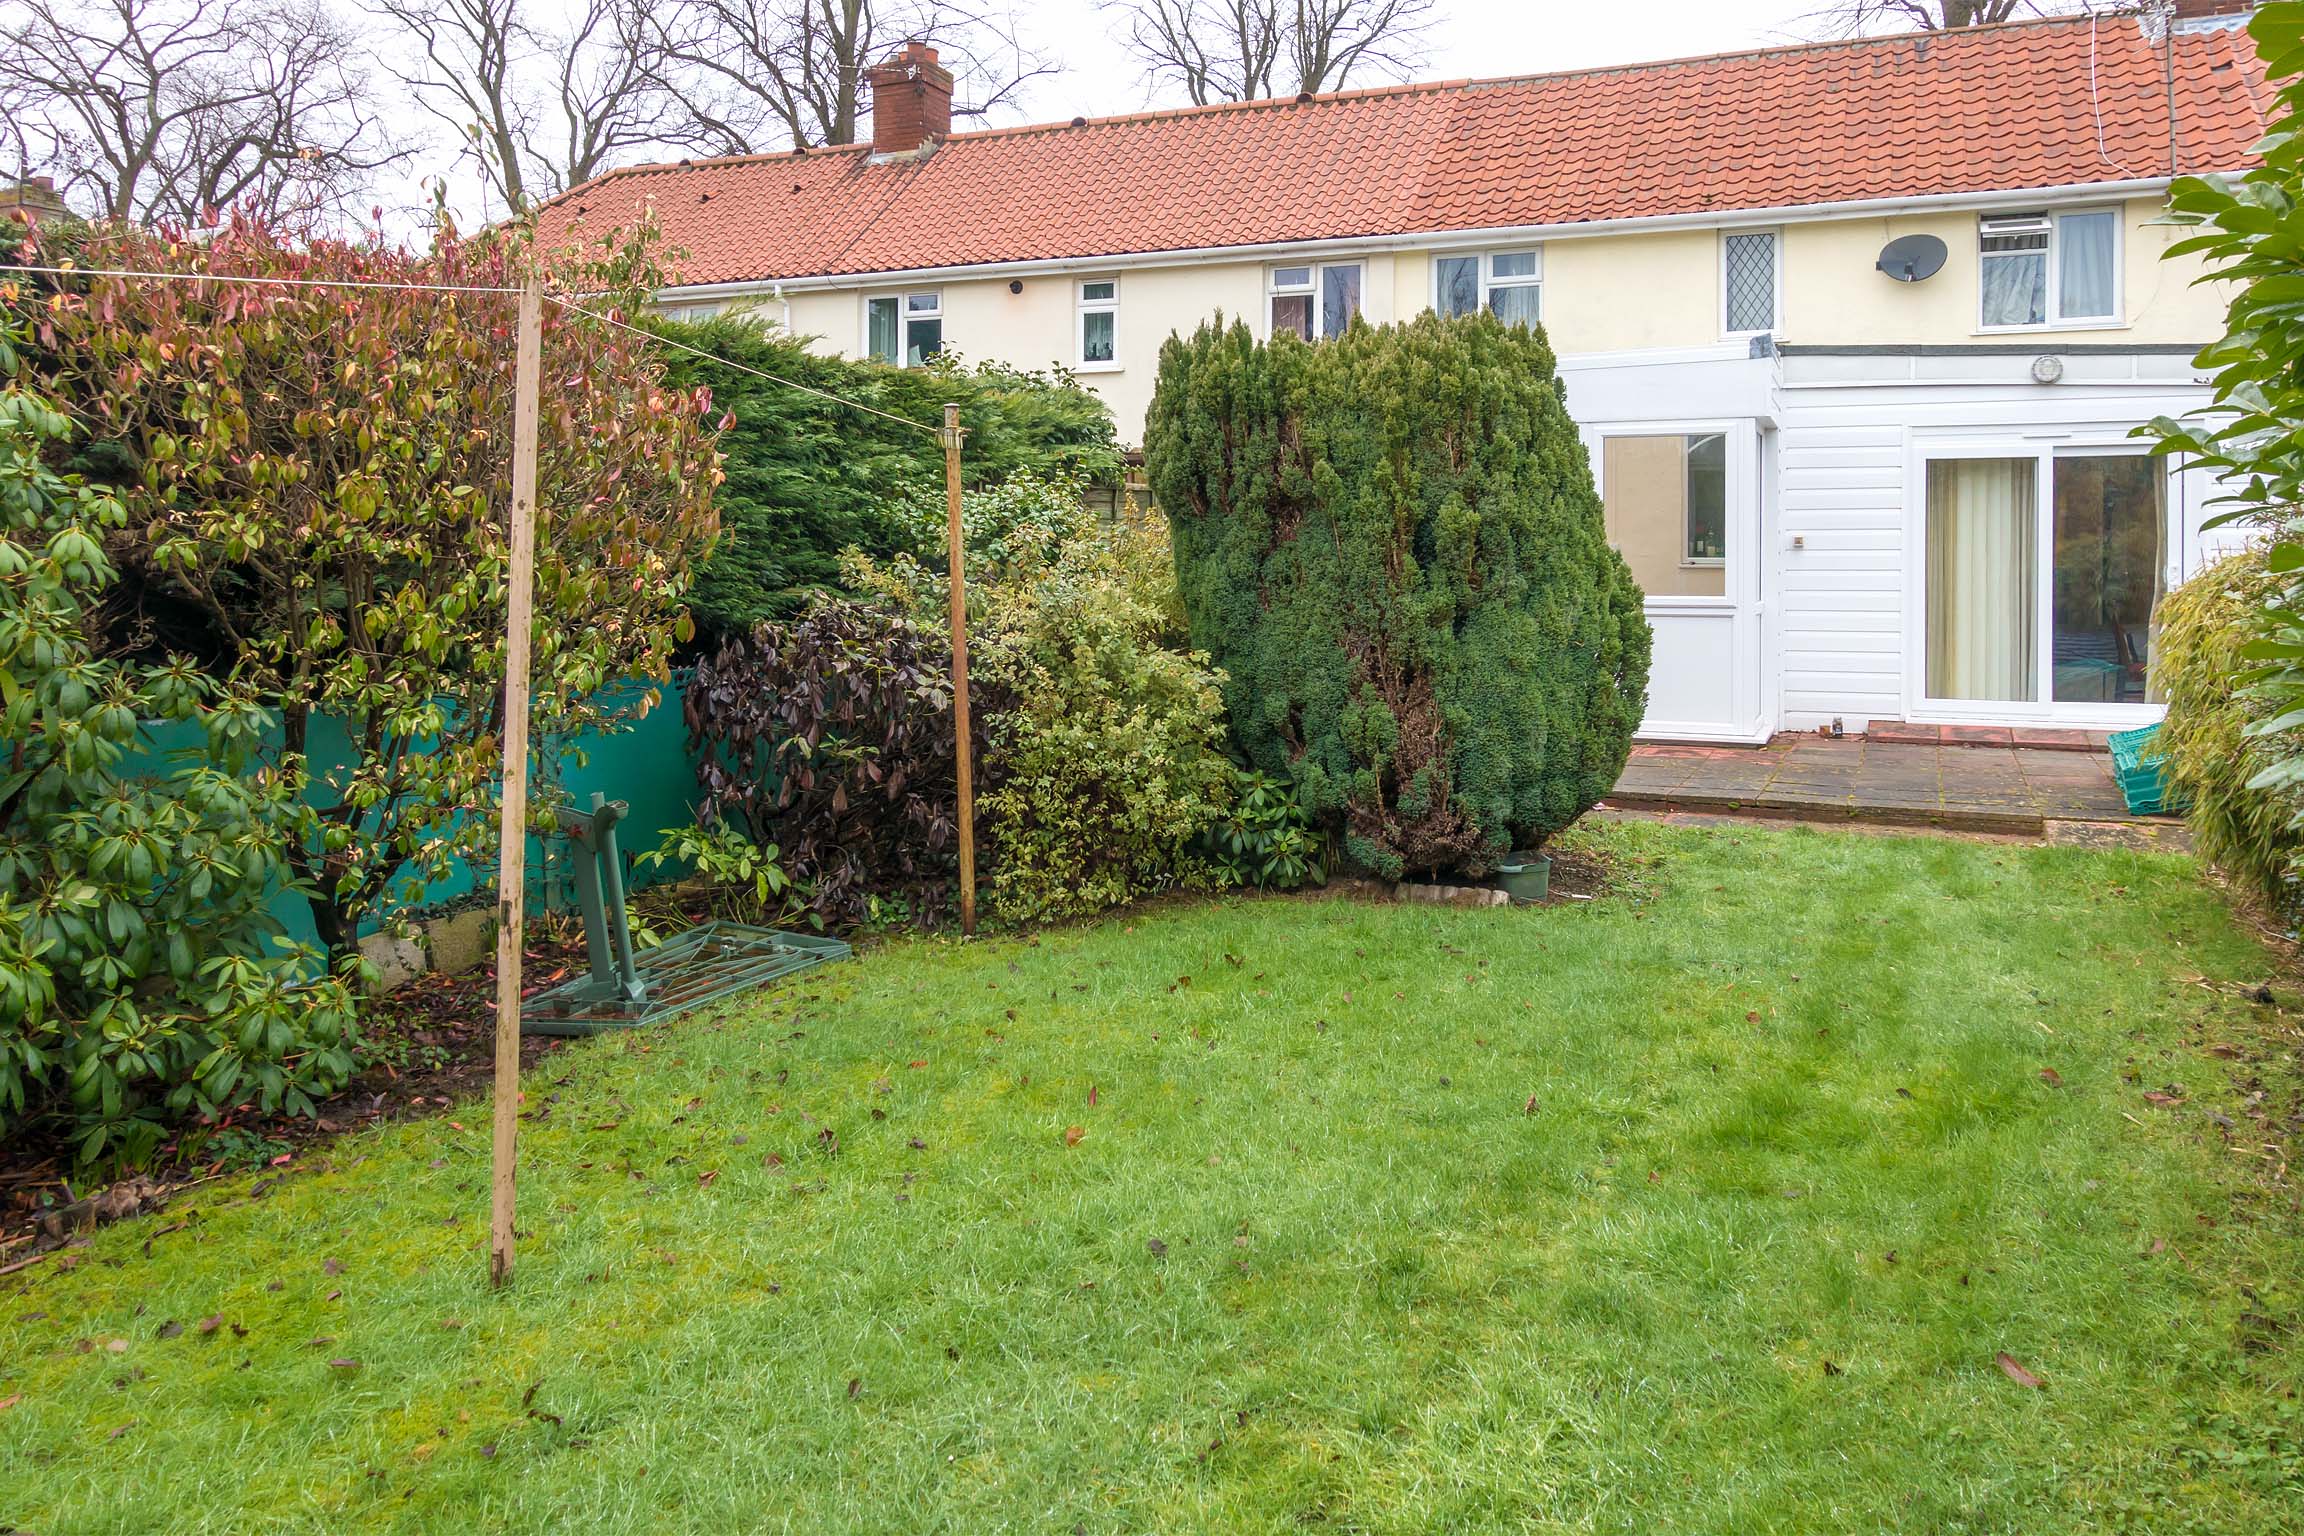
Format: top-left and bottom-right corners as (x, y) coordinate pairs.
(3, 820), (2301, 1534)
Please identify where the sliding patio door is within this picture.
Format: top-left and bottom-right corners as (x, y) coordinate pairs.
(1915, 446), (2167, 720)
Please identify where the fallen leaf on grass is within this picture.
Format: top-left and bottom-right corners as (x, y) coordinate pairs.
(1995, 1352), (2043, 1389)
(846, 1377), (862, 1399)
(327, 1358), (362, 1373)
(156, 1320), (183, 1340)
(0, 1395), (20, 1412)
(1523, 1094), (1539, 1116)
(323, 1258), (343, 1276)
(108, 1421), (136, 1440)
(1064, 1125), (1086, 1148)
(1147, 1237), (1168, 1258)
(196, 1315), (223, 1336)
(2039, 1067), (2062, 1087)
(2142, 1091), (2183, 1108)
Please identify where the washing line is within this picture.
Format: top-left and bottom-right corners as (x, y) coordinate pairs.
(543, 293), (941, 438)
(0, 262), (943, 438)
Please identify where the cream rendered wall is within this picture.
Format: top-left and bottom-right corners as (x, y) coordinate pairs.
(1540, 228), (1722, 354)
(783, 259), (1272, 445)
(1780, 198), (2227, 345)
(762, 198), (2226, 446)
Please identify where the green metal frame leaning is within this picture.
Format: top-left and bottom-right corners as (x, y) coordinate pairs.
(520, 791), (851, 1036)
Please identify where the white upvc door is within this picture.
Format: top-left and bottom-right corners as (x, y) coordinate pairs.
(1585, 416), (1771, 742)
(1905, 437), (2172, 729)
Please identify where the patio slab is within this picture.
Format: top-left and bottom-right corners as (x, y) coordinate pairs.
(1607, 736), (2167, 834)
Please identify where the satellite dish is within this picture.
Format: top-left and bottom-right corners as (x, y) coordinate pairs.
(1877, 234), (1948, 283)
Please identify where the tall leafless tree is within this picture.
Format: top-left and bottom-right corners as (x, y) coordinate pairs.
(366, 0), (711, 214)
(1102, 0), (1437, 107)
(0, 0), (405, 225)
(639, 0), (1054, 152)
(1805, 0), (2089, 37)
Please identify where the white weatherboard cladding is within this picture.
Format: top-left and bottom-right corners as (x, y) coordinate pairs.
(1552, 344), (2224, 738)
(1770, 356), (2222, 733)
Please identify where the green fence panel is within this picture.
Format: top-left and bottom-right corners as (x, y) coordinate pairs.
(124, 675), (704, 949)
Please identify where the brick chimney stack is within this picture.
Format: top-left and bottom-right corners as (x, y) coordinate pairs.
(0, 175), (70, 227)
(2167, 0), (2257, 25)
(866, 41), (953, 156)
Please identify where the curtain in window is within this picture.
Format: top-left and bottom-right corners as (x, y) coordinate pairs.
(1488, 284), (1540, 329)
(2058, 212), (2118, 319)
(1320, 265), (1361, 338)
(1981, 254), (2046, 327)
(1927, 458), (2038, 701)
(867, 298), (898, 364)
(905, 317), (942, 367)
(1437, 257), (1478, 318)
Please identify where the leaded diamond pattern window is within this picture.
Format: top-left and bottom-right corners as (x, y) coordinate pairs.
(1723, 231), (1777, 334)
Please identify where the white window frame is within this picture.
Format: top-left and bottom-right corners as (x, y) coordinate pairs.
(1265, 261), (1364, 341)
(1903, 434), (2172, 726)
(1718, 228), (1781, 338)
(1976, 209), (2124, 333)
(1075, 276), (1120, 371)
(1430, 248), (1544, 325)
(862, 289), (945, 367)
(657, 300), (722, 324)
(1591, 428), (1733, 577)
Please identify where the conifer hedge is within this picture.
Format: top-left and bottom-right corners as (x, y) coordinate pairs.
(1145, 311), (1649, 880)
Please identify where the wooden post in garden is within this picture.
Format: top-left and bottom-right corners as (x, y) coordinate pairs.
(943, 401), (976, 937)
(489, 271), (544, 1288)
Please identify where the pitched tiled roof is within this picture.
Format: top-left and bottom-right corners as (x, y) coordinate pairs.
(539, 14), (2269, 287)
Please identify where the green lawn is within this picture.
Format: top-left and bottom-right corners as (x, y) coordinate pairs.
(3, 821), (2301, 1533)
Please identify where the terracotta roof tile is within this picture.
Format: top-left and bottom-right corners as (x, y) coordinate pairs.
(539, 14), (2269, 286)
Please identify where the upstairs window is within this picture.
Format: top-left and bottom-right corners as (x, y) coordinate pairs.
(1979, 211), (2119, 329)
(1269, 262), (1362, 340)
(1721, 230), (1778, 334)
(1077, 278), (1118, 367)
(867, 291), (943, 366)
(1435, 249), (1542, 328)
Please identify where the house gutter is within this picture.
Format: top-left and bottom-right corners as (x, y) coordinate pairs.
(654, 175), (2206, 303)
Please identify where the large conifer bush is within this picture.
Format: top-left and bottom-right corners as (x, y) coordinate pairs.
(1145, 311), (1649, 880)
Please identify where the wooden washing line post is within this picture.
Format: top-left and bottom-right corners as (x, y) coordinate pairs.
(484, 299), (978, 1286)
(943, 401), (977, 939)
(489, 269), (544, 1289)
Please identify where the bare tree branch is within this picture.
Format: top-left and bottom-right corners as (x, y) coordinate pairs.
(0, 0), (406, 226)
(1101, 0), (1435, 107)
(1801, 0), (2088, 39)
(366, 0), (708, 214)
(639, 0), (1055, 152)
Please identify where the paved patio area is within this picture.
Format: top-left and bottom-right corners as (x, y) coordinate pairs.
(1608, 735), (2182, 838)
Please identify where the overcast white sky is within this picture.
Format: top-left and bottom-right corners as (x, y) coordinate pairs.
(1002, 0), (1815, 124)
(391, 0), (1828, 228)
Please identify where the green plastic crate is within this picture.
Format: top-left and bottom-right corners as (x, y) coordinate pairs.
(2108, 723), (2187, 817)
